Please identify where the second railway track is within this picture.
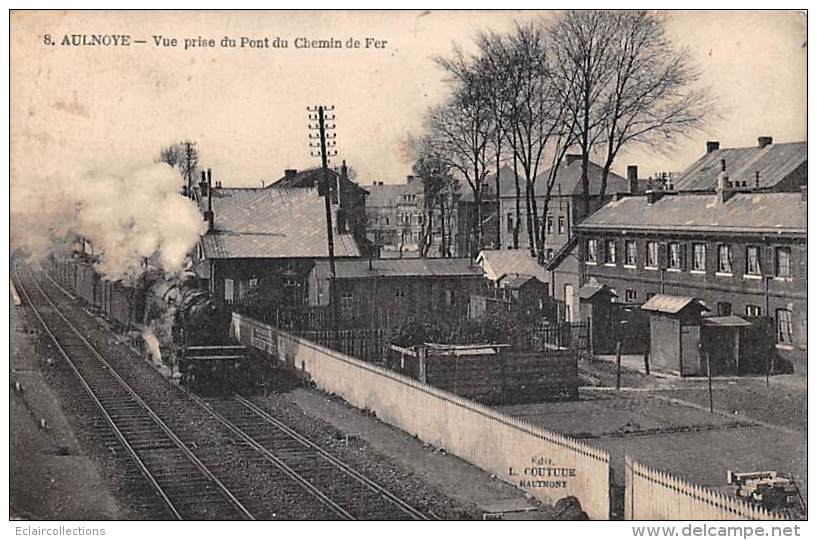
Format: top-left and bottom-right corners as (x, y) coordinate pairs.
(14, 263), (432, 520)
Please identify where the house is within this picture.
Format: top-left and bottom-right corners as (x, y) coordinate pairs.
(365, 176), (457, 258)
(307, 258), (485, 327)
(476, 249), (549, 286)
(192, 183), (360, 306)
(574, 182), (807, 373)
(268, 161), (369, 247)
(673, 137), (806, 193)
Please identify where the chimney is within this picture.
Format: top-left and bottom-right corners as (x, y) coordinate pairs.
(406, 175), (416, 184)
(284, 168), (297, 179)
(758, 136), (773, 148)
(565, 153), (582, 166)
(341, 160), (348, 183)
(646, 190), (664, 205)
(207, 168), (212, 188)
(716, 159), (734, 203)
(627, 165), (639, 194)
(706, 141), (720, 153)
(801, 184), (807, 202)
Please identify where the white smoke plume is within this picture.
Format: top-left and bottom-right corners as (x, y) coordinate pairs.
(141, 328), (163, 365)
(11, 162), (206, 280)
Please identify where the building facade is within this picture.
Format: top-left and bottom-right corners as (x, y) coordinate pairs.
(307, 258), (485, 327)
(575, 188), (807, 373)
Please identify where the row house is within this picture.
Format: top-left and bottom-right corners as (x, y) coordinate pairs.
(574, 182), (807, 373)
(365, 176), (456, 258)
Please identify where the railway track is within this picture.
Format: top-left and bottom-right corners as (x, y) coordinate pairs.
(13, 266), (254, 520)
(191, 393), (431, 520)
(16, 263), (433, 520)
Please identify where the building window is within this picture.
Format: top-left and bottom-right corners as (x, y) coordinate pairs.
(506, 213), (514, 232)
(693, 243), (706, 272)
(546, 215), (554, 234)
(605, 240), (617, 265)
(341, 292), (355, 319)
(587, 239), (598, 263)
(248, 277), (258, 290)
(775, 247), (791, 277)
(444, 290), (454, 307)
(558, 216), (565, 235)
(385, 217), (390, 226)
(776, 308), (793, 344)
(646, 241), (658, 268)
(717, 244), (733, 274)
(745, 305), (762, 318)
(224, 278), (235, 303)
(668, 242), (682, 270)
(625, 289), (637, 302)
(395, 288), (406, 306)
(717, 302), (732, 316)
(625, 241), (637, 266)
(745, 246), (761, 276)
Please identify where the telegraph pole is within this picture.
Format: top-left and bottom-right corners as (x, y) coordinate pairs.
(308, 106), (338, 330)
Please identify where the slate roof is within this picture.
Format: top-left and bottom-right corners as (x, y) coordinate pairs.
(316, 258), (483, 279)
(364, 181), (423, 207)
(576, 192), (806, 236)
(673, 141), (806, 191)
(269, 167), (337, 188)
(641, 294), (708, 314)
(497, 159), (629, 198)
(577, 283), (617, 301)
(199, 187), (360, 259)
(501, 274), (540, 289)
(476, 249), (548, 283)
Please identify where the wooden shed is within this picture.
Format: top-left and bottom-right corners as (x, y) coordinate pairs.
(641, 294), (708, 376)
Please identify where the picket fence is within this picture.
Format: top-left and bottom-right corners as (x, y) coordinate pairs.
(625, 456), (789, 520)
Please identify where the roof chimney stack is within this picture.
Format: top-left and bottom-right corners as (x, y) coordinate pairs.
(706, 141), (720, 153)
(284, 168), (297, 179)
(716, 159), (734, 204)
(565, 153), (582, 166)
(627, 165), (639, 194)
(758, 136), (773, 148)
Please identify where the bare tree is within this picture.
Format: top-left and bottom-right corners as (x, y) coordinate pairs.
(423, 50), (495, 256)
(549, 10), (711, 212)
(595, 10), (712, 197)
(158, 140), (199, 193)
(548, 10), (620, 217)
(409, 140), (459, 258)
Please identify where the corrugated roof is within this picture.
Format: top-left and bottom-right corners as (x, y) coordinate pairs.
(577, 192), (806, 236)
(200, 187), (360, 259)
(673, 142), (806, 191)
(315, 258), (482, 279)
(641, 294), (707, 314)
(476, 249), (548, 283)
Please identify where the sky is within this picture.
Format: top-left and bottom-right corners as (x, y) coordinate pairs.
(10, 10), (807, 189)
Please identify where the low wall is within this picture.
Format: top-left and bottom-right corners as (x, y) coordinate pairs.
(624, 456), (787, 520)
(232, 312), (611, 519)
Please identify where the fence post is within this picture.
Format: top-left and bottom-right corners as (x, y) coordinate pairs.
(643, 351), (650, 375)
(706, 352), (714, 414)
(615, 341), (622, 390)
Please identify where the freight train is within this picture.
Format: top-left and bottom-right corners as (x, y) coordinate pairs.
(47, 254), (250, 391)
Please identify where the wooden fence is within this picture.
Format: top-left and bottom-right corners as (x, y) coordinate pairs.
(624, 455), (788, 520)
(295, 328), (391, 365)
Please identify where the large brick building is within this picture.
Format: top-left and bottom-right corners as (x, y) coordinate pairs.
(574, 184), (807, 373)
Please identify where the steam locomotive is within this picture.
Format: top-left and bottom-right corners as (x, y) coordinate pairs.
(49, 255), (249, 391)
